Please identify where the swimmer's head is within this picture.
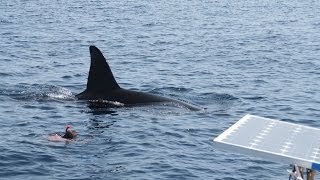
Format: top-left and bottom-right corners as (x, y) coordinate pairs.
(65, 125), (71, 132)
(63, 125), (77, 139)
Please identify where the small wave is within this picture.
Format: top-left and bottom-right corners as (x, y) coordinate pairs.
(151, 87), (193, 94)
(0, 72), (12, 77)
(61, 75), (72, 79)
(242, 96), (265, 100)
(190, 92), (239, 112)
(4, 84), (76, 101)
(0, 19), (13, 24)
(46, 87), (74, 100)
(197, 92), (238, 104)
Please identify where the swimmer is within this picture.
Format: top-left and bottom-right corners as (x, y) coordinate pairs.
(48, 125), (77, 142)
(62, 125), (77, 139)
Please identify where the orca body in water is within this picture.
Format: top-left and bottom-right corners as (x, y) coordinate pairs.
(76, 46), (200, 110)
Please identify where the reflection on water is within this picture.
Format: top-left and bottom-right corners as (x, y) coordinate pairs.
(89, 118), (116, 129)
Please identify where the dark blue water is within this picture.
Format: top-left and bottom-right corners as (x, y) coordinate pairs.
(1, 0), (320, 179)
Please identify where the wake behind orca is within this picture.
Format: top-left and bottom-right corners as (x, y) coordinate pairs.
(76, 46), (200, 110)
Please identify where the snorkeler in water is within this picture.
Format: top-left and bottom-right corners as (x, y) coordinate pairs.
(48, 125), (77, 142)
(62, 125), (77, 139)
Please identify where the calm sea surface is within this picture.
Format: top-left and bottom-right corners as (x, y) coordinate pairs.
(1, 0), (320, 179)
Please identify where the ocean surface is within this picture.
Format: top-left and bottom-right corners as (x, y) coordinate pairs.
(1, 0), (320, 179)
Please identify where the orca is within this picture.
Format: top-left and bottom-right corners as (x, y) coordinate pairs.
(76, 46), (200, 110)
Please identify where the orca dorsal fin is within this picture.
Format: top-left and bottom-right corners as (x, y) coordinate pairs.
(86, 46), (120, 92)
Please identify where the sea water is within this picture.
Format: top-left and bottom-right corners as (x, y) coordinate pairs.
(1, 0), (320, 179)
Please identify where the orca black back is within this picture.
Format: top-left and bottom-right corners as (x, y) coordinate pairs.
(76, 46), (201, 111)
